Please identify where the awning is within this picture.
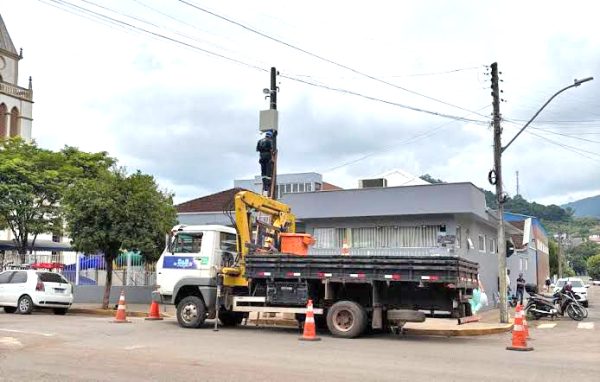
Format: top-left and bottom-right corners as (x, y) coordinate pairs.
(0, 240), (73, 252)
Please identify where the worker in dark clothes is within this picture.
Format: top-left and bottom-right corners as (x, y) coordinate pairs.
(256, 130), (274, 192)
(516, 273), (526, 305)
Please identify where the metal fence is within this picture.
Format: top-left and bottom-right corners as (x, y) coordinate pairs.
(60, 254), (156, 286)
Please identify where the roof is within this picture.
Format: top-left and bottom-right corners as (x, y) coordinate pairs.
(281, 182), (489, 220)
(177, 188), (245, 213)
(0, 240), (73, 252)
(370, 169), (430, 187)
(0, 14), (17, 55)
(321, 182), (342, 191)
(507, 220), (526, 249)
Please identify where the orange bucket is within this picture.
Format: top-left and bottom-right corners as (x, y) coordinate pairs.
(280, 233), (315, 256)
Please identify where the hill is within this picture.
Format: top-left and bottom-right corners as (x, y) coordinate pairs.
(563, 194), (600, 218)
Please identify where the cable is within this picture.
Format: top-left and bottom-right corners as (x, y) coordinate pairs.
(176, 0), (489, 118)
(321, 104), (492, 173)
(528, 127), (600, 144)
(290, 66), (481, 80)
(524, 130), (600, 163)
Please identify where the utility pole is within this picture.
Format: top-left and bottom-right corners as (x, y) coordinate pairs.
(558, 233), (563, 278)
(491, 62), (509, 323)
(516, 171), (520, 196)
(269, 67), (279, 200)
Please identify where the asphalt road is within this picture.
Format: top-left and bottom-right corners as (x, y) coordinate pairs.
(1, 287), (599, 382)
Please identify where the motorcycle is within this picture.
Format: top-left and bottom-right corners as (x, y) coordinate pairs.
(524, 283), (587, 321)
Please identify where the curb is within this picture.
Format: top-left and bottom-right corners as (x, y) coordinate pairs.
(403, 324), (514, 337)
(69, 308), (172, 319)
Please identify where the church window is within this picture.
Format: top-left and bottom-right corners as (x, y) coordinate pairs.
(9, 107), (19, 137)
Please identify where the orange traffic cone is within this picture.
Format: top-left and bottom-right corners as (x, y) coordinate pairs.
(521, 305), (531, 339)
(299, 299), (321, 341)
(506, 303), (533, 351)
(145, 299), (163, 321)
(341, 239), (350, 256)
(112, 290), (131, 323)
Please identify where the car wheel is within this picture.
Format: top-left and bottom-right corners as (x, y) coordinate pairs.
(18, 295), (34, 315)
(176, 296), (207, 328)
(53, 308), (68, 315)
(3, 306), (17, 314)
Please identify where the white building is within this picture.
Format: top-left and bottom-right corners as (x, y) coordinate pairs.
(0, 13), (33, 141)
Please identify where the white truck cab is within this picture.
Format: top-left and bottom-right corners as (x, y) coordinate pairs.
(157, 225), (236, 303)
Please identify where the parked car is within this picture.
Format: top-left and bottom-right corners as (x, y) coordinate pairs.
(0, 270), (73, 314)
(553, 277), (589, 308)
(592, 279), (600, 286)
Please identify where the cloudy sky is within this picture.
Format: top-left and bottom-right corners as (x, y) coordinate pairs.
(3, 0), (599, 205)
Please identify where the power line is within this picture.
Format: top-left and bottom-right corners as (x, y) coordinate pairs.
(176, 0), (489, 118)
(289, 66), (481, 80)
(38, 0), (491, 125)
(524, 130), (600, 163)
(528, 127), (600, 144)
(322, 104), (492, 173)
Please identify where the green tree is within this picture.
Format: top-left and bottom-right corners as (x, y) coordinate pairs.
(566, 241), (600, 275)
(549, 239), (559, 276)
(63, 169), (176, 308)
(587, 254), (600, 280)
(0, 139), (113, 261)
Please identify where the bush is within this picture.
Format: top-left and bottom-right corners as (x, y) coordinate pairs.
(587, 254), (600, 280)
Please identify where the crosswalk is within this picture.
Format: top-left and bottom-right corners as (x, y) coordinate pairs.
(535, 322), (594, 329)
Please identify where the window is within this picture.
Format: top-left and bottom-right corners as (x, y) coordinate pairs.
(478, 235), (486, 252)
(9, 107), (19, 137)
(299, 183), (305, 192)
(0, 271), (14, 284)
(313, 228), (345, 249)
(220, 232), (237, 253)
(305, 183), (312, 192)
(10, 271), (27, 283)
(315, 183), (322, 191)
(455, 226), (462, 249)
(488, 238), (496, 253)
(292, 183), (299, 193)
(0, 103), (7, 138)
(38, 272), (67, 283)
(352, 225), (440, 248)
(284, 184), (291, 194)
(170, 233), (203, 253)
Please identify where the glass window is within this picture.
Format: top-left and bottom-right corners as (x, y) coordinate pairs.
(299, 183), (305, 192)
(38, 272), (67, 283)
(10, 271), (28, 283)
(0, 271), (14, 284)
(292, 183), (299, 193)
(313, 228), (344, 249)
(220, 232), (237, 253)
(455, 226), (462, 249)
(478, 235), (486, 252)
(171, 233), (203, 253)
(285, 184), (291, 193)
(306, 183), (312, 192)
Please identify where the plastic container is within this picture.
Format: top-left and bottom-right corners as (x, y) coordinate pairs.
(280, 233), (316, 256)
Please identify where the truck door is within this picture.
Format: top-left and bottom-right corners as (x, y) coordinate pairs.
(157, 231), (211, 295)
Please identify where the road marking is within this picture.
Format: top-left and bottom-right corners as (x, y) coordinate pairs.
(0, 337), (23, 348)
(124, 345), (145, 350)
(577, 322), (594, 329)
(536, 323), (557, 329)
(0, 328), (55, 337)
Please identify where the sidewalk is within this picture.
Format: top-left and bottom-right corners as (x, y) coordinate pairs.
(69, 303), (175, 318)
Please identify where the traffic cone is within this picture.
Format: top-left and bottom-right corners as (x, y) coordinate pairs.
(341, 239), (350, 256)
(145, 300), (163, 321)
(299, 299), (321, 341)
(521, 305), (531, 339)
(506, 303), (533, 351)
(112, 290), (131, 323)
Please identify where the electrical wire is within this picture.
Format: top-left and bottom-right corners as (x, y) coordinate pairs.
(176, 0), (489, 118)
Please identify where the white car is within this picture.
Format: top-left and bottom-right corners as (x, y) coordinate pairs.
(0, 270), (73, 315)
(553, 278), (589, 308)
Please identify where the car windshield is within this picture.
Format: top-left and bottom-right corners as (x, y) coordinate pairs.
(556, 280), (583, 288)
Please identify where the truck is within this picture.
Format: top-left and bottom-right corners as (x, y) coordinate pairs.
(157, 190), (479, 338)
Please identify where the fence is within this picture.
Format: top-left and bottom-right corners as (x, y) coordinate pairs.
(308, 247), (456, 257)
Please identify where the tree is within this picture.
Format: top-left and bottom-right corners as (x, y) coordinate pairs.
(566, 241), (600, 275)
(587, 254), (600, 280)
(63, 169), (176, 308)
(0, 139), (113, 262)
(549, 239), (559, 276)
(419, 174), (445, 184)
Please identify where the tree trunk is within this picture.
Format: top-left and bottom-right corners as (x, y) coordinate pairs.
(103, 258), (113, 309)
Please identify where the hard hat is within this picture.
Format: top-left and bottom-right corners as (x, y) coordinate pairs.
(265, 130), (273, 137)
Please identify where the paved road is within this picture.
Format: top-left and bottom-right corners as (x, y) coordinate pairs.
(1, 288), (599, 382)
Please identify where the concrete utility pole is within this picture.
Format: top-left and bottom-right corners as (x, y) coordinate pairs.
(490, 62), (509, 323)
(269, 67), (279, 200)
(558, 233), (564, 278)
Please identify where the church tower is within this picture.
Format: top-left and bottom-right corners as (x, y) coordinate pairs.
(0, 13), (33, 141)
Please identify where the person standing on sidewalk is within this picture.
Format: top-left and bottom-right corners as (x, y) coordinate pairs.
(516, 273), (526, 305)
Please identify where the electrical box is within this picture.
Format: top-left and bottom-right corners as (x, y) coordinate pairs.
(259, 109), (279, 132)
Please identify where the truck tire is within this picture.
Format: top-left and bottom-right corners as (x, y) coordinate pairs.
(326, 301), (367, 338)
(177, 296), (207, 328)
(219, 311), (244, 327)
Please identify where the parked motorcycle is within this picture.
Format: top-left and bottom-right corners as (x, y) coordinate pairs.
(524, 283), (587, 321)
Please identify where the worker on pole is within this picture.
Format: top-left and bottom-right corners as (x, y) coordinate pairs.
(257, 130), (274, 193)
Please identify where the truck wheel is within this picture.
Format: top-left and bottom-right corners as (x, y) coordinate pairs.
(177, 296), (207, 328)
(219, 311), (244, 327)
(326, 301), (367, 338)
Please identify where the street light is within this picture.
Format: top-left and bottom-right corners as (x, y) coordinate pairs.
(493, 72), (593, 323)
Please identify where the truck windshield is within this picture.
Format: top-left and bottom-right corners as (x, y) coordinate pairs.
(171, 233), (203, 253)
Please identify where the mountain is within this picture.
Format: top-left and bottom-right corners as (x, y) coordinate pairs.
(563, 195), (600, 218)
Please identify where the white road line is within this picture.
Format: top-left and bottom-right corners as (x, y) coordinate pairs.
(536, 323), (557, 329)
(0, 328), (55, 337)
(0, 336), (23, 348)
(124, 345), (145, 350)
(577, 322), (594, 329)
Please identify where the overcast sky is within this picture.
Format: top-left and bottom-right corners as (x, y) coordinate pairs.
(3, 0), (600, 205)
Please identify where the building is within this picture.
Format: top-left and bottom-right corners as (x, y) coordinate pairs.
(505, 212), (550, 290)
(234, 172), (341, 199)
(177, 188), (244, 226)
(0, 14), (33, 141)
(358, 169), (430, 188)
(281, 182), (521, 309)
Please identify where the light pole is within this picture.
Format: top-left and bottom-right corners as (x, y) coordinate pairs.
(491, 68), (592, 323)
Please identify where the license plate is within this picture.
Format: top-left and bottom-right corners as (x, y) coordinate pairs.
(54, 288), (65, 293)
